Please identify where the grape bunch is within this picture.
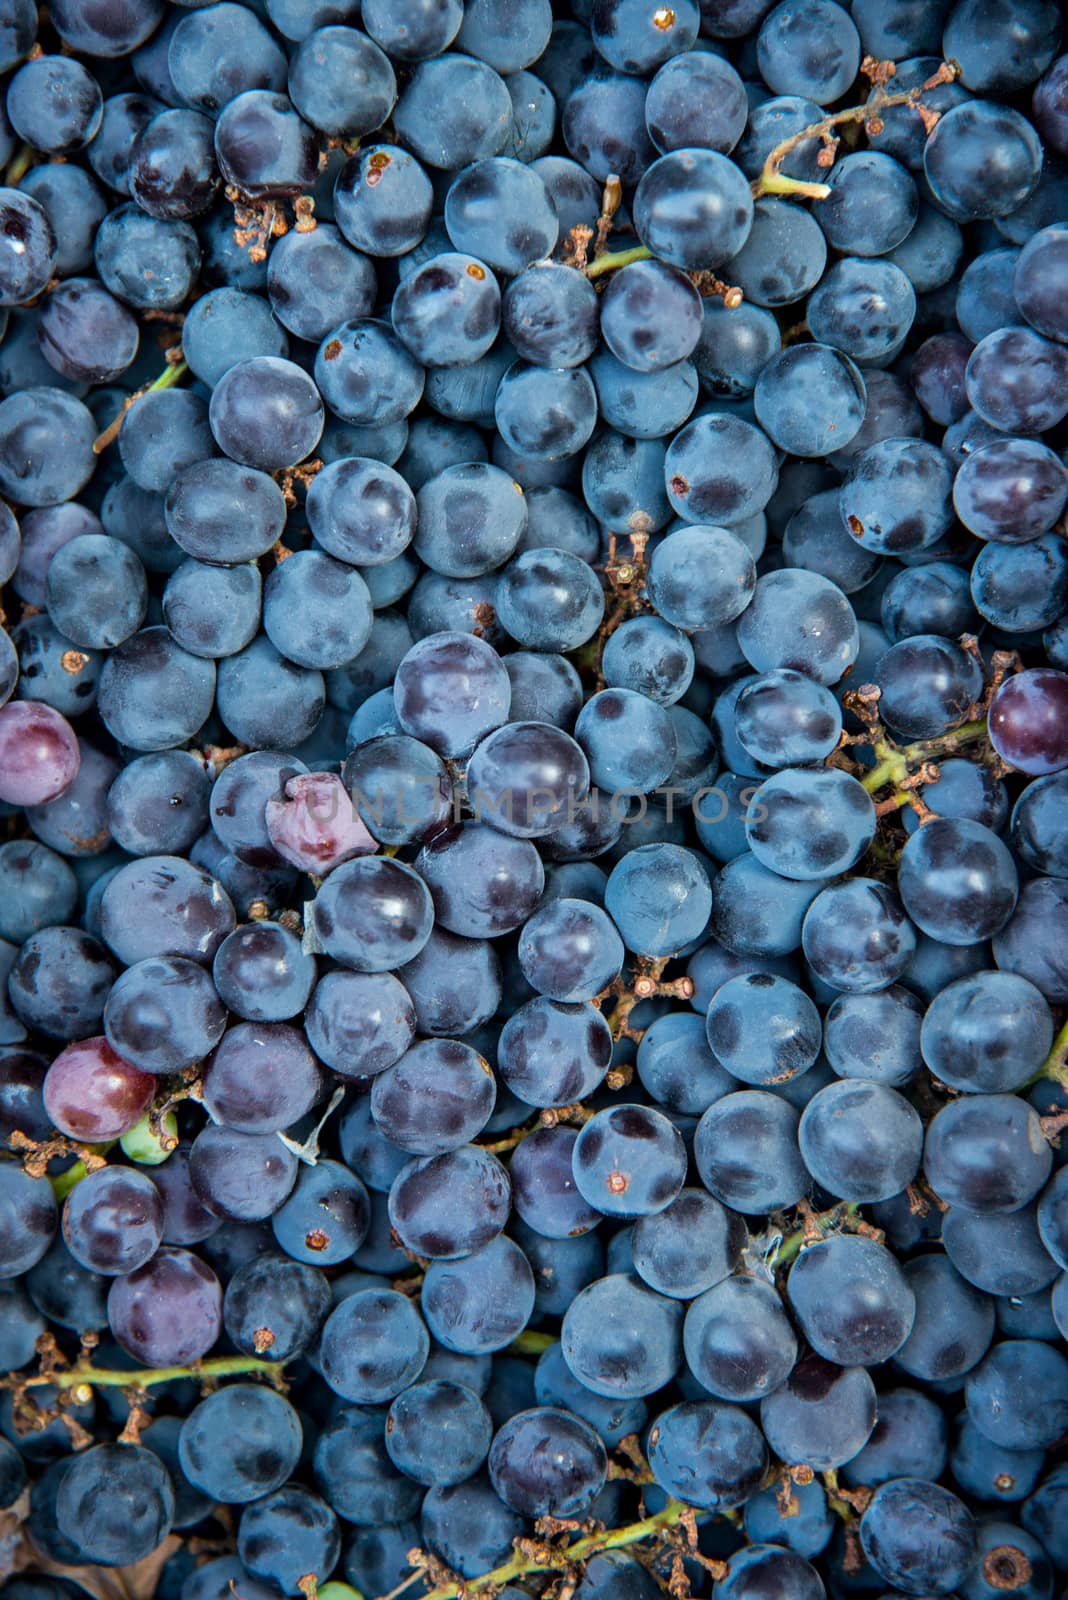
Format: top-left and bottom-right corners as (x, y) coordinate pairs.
(2, 1), (1068, 1599)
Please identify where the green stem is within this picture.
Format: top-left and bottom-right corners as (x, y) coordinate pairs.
(1034, 1015), (1068, 1088)
(861, 717), (991, 794)
(93, 360), (189, 454)
(4, 142), (36, 185)
(863, 742), (908, 793)
(417, 1498), (695, 1600)
(20, 1353), (286, 1396)
(586, 245), (652, 279)
(773, 1203), (860, 1269)
(756, 170), (831, 200)
(48, 1160), (89, 1203)
(508, 1330), (556, 1356)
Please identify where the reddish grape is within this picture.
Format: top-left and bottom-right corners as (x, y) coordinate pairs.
(0, 700), (80, 806)
(107, 1245), (222, 1367)
(988, 668), (1068, 775)
(43, 1035), (155, 1141)
(264, 771), (377, 875)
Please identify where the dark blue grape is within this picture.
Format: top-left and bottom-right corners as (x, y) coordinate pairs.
(634, 148), (754, 270)
(388, 1145), (511, 1260)
(807, 257), (916, 362)
(562, 1272), (683, 1398)
(755, 344), (865, 459)
(925, 101), (1043, 220)
(695, 1090), (809, 1214)
(729, 197), (828, 309)
(421, 1233), (535, 1354)
(394, 54), (512, 169)
(237, 1487), (340, 1597)
(760, 1355), (877, 1473)
(799, 1079), (923, 1202)
(898, 818), (1018, 946)
(859, 1478), (976, 1597)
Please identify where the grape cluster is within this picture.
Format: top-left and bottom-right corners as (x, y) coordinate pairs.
(1, 2), (1068, 1599)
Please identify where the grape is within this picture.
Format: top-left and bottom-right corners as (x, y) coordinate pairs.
(988, 668), (1068, 775)
(319, 1288), (429, 1403)
(0, 1163), (57, 1278)
(99, 855), (234, 967)
(237, 1487), (340, 1597)
(62, 1166), (162, 1277)
(605, 843), (713, 958)
(944, 1204), (1059, 1297)
(270, 1160), (369, 1266)
(178, 1385), (302, 1506)
(648, 1399), (767, 1512)
(925, 101), (1043, 220)
(416, 822), (544, 936)
(787, 1234), (916, 1365)
(384, 1379), (490, 1490)
(920, 972), (1053, 1092)
(926, 1095), (1052, 1214)
(695, 1090), (810, 1214)
(807, 256), (916, 362)
(645, 523), (756, 630)
(104, 955), (226, 1075)
(736, 569), (859, 685)
(896, 1253), (996, 1381)
(631, 1188), (745, 1300)
(421, 1234), (535, 1354)
(0, 701), (80, 807)
(510, 1127), (604, 1240)
(799, 1080), (923, 1203)
(56, 1443), (173, 1567)
(43, 1036), (153, 1142)
(746, 768), (875, 881)
(467, 720), (590, 838)
(223, 1252), (330, 1362)
(860, 1478), (976, 1597)
(311, 1407), (421, 1528)
(558, 1271), (683, 1400)
(705, 973), (821, 1086)
(311, 855), (434, 972)
(761, 1355), (877, 1471)
(898, 818), (1018, 945)
(496, 547), (604, 652)
(744, 1478), (834, 1559)
(875, 634), (984, 740)
(202, 1022), (322, 1136)
(107, 1246), (221, 1367)
(389, 1145), (510, 1259)
(498, 998), (612, 1108)
(756, 0), (860, 103)
(188, 1125), (299, 1223)
(572, 1103), (687, 1219)
(506, 650), (586, 725)
(754, 344), (866, 459)
(574, 688), (677, 796)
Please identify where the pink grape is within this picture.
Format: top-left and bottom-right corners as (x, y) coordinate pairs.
(0, 700), (80, 805)
(988, 668), (1068, 775)
(264, 771), (377, 874)
(43, 1035), (155, 1141)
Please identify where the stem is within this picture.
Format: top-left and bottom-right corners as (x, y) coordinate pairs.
(18, 1353), (286, 1396)
(48, 1160), (89, 1202)
(417, 1499), (695, 1600)
(773, 1202), (860, 1269)
(508, 1330), (556, 1356)
(93, 359), (189, 454)
(1035, 1015), (1068, 1088)
(4, 142), (36, 185)
(753, 65), (959, 201)
(757, 169), (832, 201)
(586, 245), (652, 279)
(861, 717), (990, 794)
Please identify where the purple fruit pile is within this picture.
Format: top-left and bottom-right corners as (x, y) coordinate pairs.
(1, 2), (1068, 1599)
